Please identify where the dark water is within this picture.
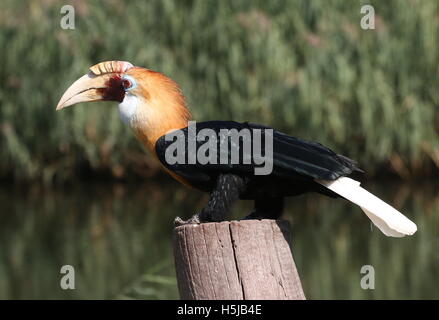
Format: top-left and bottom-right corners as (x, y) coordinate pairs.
(0, 179), (437, 299)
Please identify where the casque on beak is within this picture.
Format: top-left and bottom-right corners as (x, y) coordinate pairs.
(56, 72), (114, 110)
(56, 61), (135, 110)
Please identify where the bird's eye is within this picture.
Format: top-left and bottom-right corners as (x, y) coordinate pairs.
(121, 75), (137, 91)
(122, 79), (132, 90)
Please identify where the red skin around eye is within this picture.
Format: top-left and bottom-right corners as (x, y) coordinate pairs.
(97, 75), (125, 102)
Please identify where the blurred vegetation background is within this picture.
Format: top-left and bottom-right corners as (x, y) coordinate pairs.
(0, 0), (437, 183)
(0, 0), (438, 301)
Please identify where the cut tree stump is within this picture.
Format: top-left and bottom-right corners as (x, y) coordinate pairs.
(173, 219), (305, 300)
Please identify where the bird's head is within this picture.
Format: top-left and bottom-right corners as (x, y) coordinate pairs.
(56, 61), (191, 150)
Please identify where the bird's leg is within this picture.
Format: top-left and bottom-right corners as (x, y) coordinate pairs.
(243, 197), (284, 220)
(174, 174), (246, 226)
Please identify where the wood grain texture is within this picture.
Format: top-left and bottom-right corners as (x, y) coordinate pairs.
(173, 219), (305, 300)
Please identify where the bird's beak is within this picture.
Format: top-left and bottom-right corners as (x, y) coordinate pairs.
(56, 72), (112, 111)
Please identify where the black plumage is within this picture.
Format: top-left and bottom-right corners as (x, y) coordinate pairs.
(155, 121), (362, 222)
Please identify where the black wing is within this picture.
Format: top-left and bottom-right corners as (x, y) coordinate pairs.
(155, 121), (362, 193)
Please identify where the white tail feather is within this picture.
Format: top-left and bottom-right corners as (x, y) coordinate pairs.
(316, 177), (417, 237)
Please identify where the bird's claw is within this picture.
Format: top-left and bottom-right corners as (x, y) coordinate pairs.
(174, 213), (201, 226)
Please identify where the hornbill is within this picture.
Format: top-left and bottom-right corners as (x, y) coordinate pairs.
(56, 61), (417, 237)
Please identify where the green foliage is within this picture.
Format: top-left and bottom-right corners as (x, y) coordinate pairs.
(0, 0), (438, 181)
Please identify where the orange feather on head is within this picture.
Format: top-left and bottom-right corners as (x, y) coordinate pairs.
(122, 67), (192, 152)
(117, 67), (194, 187)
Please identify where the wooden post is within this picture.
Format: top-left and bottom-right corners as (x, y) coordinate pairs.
(173, 219), (306, 300)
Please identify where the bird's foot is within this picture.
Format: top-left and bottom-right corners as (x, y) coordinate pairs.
(174, 213), (201, 226)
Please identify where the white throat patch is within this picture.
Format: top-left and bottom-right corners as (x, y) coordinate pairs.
(118, 94), (138, 124)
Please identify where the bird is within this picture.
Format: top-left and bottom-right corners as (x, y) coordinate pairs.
(56, 60), (417, 237)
